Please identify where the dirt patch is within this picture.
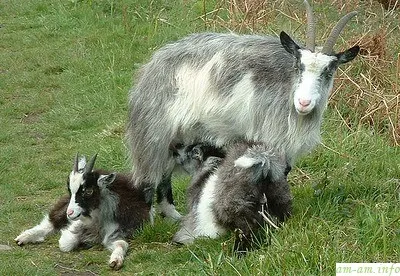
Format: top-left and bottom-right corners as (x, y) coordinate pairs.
(20, 111), (43, 124)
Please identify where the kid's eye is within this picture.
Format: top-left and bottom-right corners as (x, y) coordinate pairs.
(84, 188), (93, 196)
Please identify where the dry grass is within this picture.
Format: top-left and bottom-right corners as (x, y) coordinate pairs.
(375, 0), (400, 10)
(328, 0), (400, 145)
(203, 0), (400, 145)
(199, 0), (280, 32)
(334, 28), (400, 145)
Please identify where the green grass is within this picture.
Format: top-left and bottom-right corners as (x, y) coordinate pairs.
(0, 0), (399, 275)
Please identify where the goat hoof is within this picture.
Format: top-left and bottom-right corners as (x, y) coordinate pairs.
(15, 240), (24, 246)
(15, 232), (44, 245)
(14, 236), (24, 246)
(109, 260), (123, 270)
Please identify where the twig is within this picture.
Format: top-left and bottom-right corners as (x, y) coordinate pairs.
(334, 105), (353, 132)
(258, 211), (279, 229)
(320, 142), (353, 159)
(54, 264), (81, 272)
(295, 167), (311, 180)
(258, 199), (279, 230)
(85, 270), (98, 276)
(54, 264), (98, 276)
(30, 260), (37, 267)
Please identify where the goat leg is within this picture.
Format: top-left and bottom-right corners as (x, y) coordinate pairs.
(15, 195), (70, 245)
(107, 240), (129, 270)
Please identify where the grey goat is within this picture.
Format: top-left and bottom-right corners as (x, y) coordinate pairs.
(126, 0), (359, 219)
(172, 142), (292, 251)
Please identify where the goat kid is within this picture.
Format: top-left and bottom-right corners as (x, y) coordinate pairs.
(15, 154), (149, 270)
(172, 142), (292, 251)
(126, 0), (360, 221)
(171, 142), (226, 175)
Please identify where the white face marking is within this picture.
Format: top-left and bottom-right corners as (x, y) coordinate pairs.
(294, 50), (337, 115)
(69, 171), (84, 194)
(67, 171), (85, 220)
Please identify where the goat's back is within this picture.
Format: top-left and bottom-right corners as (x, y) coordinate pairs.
(127, 33), (299, 185)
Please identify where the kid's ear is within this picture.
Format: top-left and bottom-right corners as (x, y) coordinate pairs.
(234, 156), (258, 169)
(280, 31), (301, 59)
(98, 173), (117, 188)
(336, 45), (360, 64)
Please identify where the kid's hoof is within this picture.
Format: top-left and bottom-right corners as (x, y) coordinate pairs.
(14, 238), (24, 246)
(15, 241), (23, 246)
(14, 231), (44, 246)
(109, 259), (123, 270)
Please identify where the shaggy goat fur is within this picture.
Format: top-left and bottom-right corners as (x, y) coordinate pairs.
(172, 142), (292, 251)
(126, 2), (359, 220)
(15, 155), (150, 270)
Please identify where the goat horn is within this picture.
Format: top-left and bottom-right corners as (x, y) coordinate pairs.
(304, 0), (315, 52)
(73, 153), (79, 173)
(322, 11), (358, 55)
(84, 153), (97, 174)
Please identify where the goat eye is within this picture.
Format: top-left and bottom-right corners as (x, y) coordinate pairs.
(84, 188), (93, 196)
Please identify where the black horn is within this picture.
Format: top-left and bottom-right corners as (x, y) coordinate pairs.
(84, 153), (97, 174)
(73, 153), (79, 173)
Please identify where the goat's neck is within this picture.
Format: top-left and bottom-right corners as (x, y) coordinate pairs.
(99, 189), (119, 222)
(257, 99), (324, 165)
(286, 105), (324, 163)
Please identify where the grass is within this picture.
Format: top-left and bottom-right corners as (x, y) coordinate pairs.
(0, 0), (399, 275)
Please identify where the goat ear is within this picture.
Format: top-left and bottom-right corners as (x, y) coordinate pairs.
(234, 155), (271, 170)
(280, 31), (301, 59)
(336, 45), (360, 64)
(98, 173), (117, 188)
(235, 155), (272, 184)
(234, 156), (258, 169)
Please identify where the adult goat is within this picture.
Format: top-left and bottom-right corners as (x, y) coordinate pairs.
(126, 0), (360, 219)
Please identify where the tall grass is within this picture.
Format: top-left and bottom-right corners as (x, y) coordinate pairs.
(0, 0), (398, 275)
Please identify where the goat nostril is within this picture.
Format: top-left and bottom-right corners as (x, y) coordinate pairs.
(299, 99), (311, 107)
(67, 209), (74, 216)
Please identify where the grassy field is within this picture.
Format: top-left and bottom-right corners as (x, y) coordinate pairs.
(0, 0), (399, 275)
